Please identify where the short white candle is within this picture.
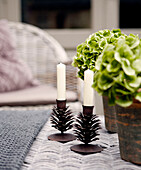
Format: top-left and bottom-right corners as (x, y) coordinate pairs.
(83, 69), (94, 106)
(57, 63), (66, 100)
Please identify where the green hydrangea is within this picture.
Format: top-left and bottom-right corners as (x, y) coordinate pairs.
(72, 29), (141, 107)
(93, 34), (141, 107)
(72, 29), (126, 80)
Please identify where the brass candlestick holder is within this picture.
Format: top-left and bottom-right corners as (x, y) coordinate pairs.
(70, 105), (103, 154)
(48, 99), (76, 143)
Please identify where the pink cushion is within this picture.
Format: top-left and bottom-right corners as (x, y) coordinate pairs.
(0, 84), (77, 106)
(0, 19), (39, 93)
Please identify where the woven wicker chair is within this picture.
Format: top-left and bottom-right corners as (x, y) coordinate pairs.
(8, 21), (78, 93)
(0, 21), (80, 109)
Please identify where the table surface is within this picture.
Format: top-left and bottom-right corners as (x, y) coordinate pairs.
(17, 103), (141, 170)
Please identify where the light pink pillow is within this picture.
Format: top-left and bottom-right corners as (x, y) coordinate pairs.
(0, 19), (39, 93)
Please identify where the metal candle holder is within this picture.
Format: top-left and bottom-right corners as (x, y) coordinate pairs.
(70, 105), (103, 154)
(48, 99), (76, 143)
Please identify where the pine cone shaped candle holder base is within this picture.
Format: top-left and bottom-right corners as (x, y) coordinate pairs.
(48, 133), (76, 143)
(70, 105), (103, 154)
(48, 100), (76, 143)
(70, 144), (102, 155)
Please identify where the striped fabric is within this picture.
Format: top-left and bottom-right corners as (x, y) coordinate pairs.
(21, 114), (141, 170)
(0, 19), (39, 93)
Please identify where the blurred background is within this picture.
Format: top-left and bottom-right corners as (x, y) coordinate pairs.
(0, 0), (141, 114)
(1, 0), (141, 58)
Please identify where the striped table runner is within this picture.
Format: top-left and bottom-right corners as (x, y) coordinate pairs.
(21, 115), (141, 170)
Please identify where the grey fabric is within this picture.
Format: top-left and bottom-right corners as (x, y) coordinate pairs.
(0, 110), (51, 170)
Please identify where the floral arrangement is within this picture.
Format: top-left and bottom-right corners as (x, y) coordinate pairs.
(72, 29), (126, 79)
(72, 29), (141, 107)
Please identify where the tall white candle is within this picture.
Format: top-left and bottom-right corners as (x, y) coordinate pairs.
(57, 63), (66, 100)
(83, 69), (94, 106)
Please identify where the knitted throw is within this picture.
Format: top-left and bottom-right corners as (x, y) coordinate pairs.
(0, 110), (51, 170)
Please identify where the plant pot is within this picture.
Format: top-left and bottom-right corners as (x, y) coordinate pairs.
(115, 101), (141, 164)
(103, 96), (117, 133)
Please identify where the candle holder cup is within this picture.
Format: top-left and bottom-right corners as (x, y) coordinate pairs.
(70, 105), (103, 154)
(48, 99), (76, 143)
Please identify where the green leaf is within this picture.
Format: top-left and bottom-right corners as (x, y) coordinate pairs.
(117, 38), (126, 48)
(108, 87), (116, 105)
(124, 79), (136, 92)
(128, 76), (141, 88)
(132, 59), (141, 72)
(77, 44), (83, 53)
(114, 52), (121, 63)
(100, 39), (107, 48)
(98, 72), (114, 90)
(95, 54), (103, 70)
(88, 40), (99, 48)
(121, 58), (135, 75)
(116, 89), (132, 95)
(130, 39), (140, 49)
(115, 96), (133, 107)
(112, 29), (122, 33)
(113, 71), (124, 83)
(103, 29), (110, 36)
(123, 45), (134, 60)
(135, 92), (141, 102)
(107, 60), (120, 72)
(104, 44), (115, 52)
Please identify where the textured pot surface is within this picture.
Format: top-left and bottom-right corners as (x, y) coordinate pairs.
(103, 96), (117, 133)
(116, 102), (141, 164)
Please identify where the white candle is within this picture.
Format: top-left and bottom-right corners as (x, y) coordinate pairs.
(83, 70), (94, 106)
(57, 63), (66, 100)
